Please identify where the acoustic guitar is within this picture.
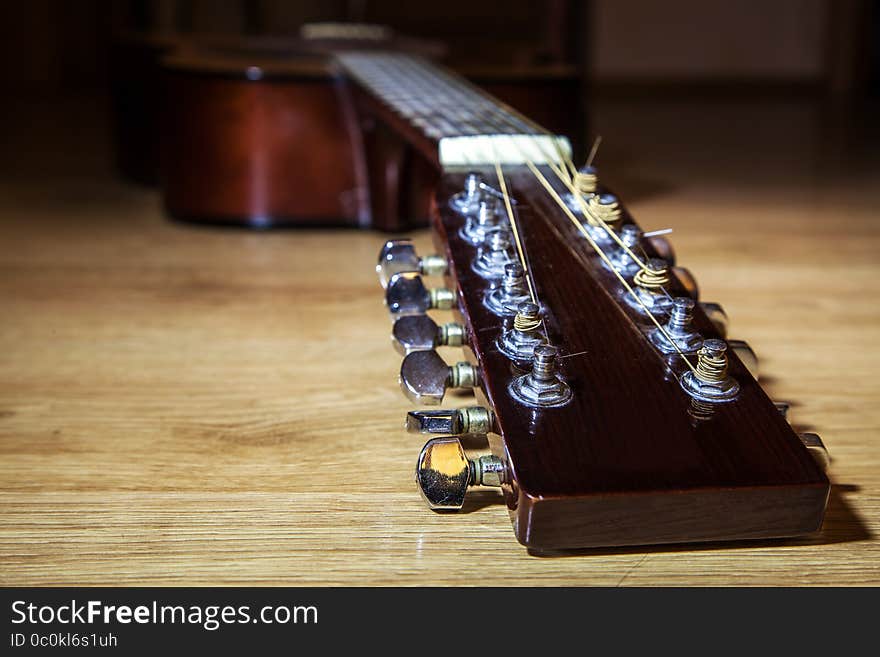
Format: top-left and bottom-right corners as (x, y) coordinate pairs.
(351, 52), (832, 550)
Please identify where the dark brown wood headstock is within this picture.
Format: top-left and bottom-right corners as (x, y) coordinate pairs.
(423, 168), (829, 549)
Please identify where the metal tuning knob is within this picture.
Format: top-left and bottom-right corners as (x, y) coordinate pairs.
(399, 350), (479, 405)
(773, 401), (791, 419)
(392, 314), (465, 355)
(385, 272), (455, 317)
(728, 339), (758, 379)
(406, 407), (494, 435)
(772, 402), (830, 472)
(377, 238), (448, 289)
(416, 437), (504, 510)
(800, 433), (831, 472)
(646, 233), (676, 267)
(672, 266), (699, 300)
(700, 302), (729, 337)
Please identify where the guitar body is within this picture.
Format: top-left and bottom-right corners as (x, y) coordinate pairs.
(161, 49), (370, 228)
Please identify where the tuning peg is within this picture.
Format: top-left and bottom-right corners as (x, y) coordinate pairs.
(385, 272), (455, 317)
(377, 238), (448, 288)
(392, 315), (465, 355)
(672, 266), (699, 300)
(773, 401), (790, 419)
(406, 406), (493, 435)
(700, 302), (728, 337)
(799, 433), (831, 472)
(416, 437), (504, 510)
(728, 339), (758, 379)
(647, 234), (676, 266)
(771, 404), (830, 471)
(399, 350), (478, 405)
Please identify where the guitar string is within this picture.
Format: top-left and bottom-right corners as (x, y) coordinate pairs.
(462, 100), (698, 373)
(437, 82), (697, 373)
(493, 159), (537, 304)
(368, 55), (695, 372)
(480, 102), (650, 272)
(586, 135), (602, 168)
(519, 152), (699, 375)
(450, 98), (686, 367)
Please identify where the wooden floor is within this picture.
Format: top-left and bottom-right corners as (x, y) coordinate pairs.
(1, 95), (878, 585)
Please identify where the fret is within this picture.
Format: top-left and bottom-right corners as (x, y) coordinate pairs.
(337, 52), (570, 166)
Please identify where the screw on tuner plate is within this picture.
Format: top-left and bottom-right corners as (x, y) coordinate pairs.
(377, 238), (448, 289)
(498, 302), (547, 362)
(416, 437), (504, 510)
(510, 344), (572, 408)
(399, 350), (479, 405)
(392, 315), (465, 355)
(385, 272), (455, 317)
(406, 407), (494, 435)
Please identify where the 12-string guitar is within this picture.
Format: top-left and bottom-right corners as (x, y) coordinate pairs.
(344, 52), (830, 550)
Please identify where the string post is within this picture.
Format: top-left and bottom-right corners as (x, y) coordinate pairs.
(606, 224), (643, 276)
(650, 297), (703, 354)
(510, 344), (572, 408)
(464, 171), (482, 200)
(681, 339), (740, 402)
(473, 229), (516, 279)
(498, 301), (547, 362)
(461, 199), (505, 245)
(450, 171), (486, 216)
(484, 262), (531, 316)
(588, 193), (622, 227)
(625, 257), (673, 315)
(574, 166), (598, 194)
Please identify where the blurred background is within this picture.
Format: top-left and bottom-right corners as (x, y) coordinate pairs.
(2, 0), (877, 98)
(1, 0), (877, 200)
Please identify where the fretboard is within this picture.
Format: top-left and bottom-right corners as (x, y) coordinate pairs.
(336, 52), (570, 167)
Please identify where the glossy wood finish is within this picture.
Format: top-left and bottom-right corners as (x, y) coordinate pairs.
(161, 51), (369, 228)
(433, 170), (828, 549)
(1, 95), (877, 584)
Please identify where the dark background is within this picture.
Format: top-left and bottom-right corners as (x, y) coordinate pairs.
(1, 0), (877, 99)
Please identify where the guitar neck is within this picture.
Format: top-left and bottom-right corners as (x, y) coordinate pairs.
(336, 51), (570, 168)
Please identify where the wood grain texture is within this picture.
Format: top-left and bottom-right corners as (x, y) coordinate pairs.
(434, 169), (828, 549)
(0, 95), (878, 585)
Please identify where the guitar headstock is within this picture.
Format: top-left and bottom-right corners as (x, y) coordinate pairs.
(377, 163), (830, 551)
